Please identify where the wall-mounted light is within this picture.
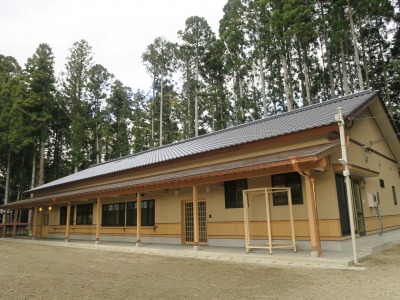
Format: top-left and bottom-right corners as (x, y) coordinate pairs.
(206, 186), (211, 193)
(48, 206), (52, 211)
(38, 207), (43, 212)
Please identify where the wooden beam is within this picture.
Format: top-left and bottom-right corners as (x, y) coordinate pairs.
(95, 198), (101, 244)
(193, 185), (200, 250)
(12, 209), (18, 238)
(65, 202), (71, 242)
(136, 192), (141, 247)
(304, 175), (322, 257)
(32, 206), (38, 240)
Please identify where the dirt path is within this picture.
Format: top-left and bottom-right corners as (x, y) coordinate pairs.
(1, 240), (399, 299)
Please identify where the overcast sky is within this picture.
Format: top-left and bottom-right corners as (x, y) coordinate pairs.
(0, 0), (227, 91)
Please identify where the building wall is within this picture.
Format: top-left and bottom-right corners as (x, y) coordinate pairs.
(33, 108), (400, 246)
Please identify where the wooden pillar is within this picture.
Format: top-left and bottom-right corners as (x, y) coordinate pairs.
(136, 192), (142, 247)
(32, 206), (38, 240)
(193, 185), (200, 250)
(2, 209), (6, 238)
(95, 197), (102, 244)
(65, 202), (71, 242)
(304, 176), (321, 257)
(12, 209), (19, 238)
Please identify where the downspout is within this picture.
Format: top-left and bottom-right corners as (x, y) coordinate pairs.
(290, 157), (322, 257)
(335, 107), (358, 265)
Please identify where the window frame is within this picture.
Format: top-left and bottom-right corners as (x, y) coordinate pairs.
(126, 199), (155, 226)
(272, 172), (304, 206)
(102, 202), (126, 226)
(224, 179), (248, 209)
(59, 206), (74, 225)
(76, 203), (93, 225)
(392, 186), (398, 205)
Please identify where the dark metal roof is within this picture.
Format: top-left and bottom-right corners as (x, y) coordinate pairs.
(29, 90), (378, 192)
(4, 142), (339, 209)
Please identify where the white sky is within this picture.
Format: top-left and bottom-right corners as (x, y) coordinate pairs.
(0, 0), (227, 91)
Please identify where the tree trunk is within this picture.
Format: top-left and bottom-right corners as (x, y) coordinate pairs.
(4, 148), (11, 205)
(282, 52), (292, 111)
(297, 43), (307, 103)
(195, 59), (199, 137)
(348, 0), (364, 91)
(326, 44), (336, 98)
(151, 74), (155, 147)
(2, 148), (11, 235)
(361, 39), (370, 89)
(347, 60), (355, 93)
(303, 56), (312, 106)
(38, 139), (45, 186)
(160, 73), (163, 146)
(257, 30), (267, 118)
(339, 38), (350, 95)
(238, 73), (245, 123)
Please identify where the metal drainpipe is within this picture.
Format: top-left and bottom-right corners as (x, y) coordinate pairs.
(290, 157), (322, 257)
(335, 107), (358, 265)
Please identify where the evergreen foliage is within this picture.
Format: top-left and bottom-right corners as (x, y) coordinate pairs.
(1, 0), (400, 203)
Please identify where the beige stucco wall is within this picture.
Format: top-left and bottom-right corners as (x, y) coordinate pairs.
(33, 105), (400, 243)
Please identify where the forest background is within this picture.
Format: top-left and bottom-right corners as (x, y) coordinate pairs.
(1, 0), (400, 204)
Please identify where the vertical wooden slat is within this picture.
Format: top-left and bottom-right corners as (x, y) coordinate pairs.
(193, 185), (199, 249)
(136, 192), (142, 247)
(95, 198), (101, 244)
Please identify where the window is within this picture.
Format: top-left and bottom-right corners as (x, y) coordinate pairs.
(76, 204), (93, 225)
(43, 214), (49, 226)
(102, 203), (125, 226)
(224, 179), (248, 208)
(380, 179), (385, 188)
(393, 186), (398, 205)
(126, 200), (155, 226)
(60, 206), (74, 225)
(272, 172), (303, 206)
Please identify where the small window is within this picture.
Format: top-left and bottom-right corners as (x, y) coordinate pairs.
(43, 214), (49, 226)
(126, 200), (155, 226)
(60, 206), (74, 225)
(224, 179), (248, 208)
(393, 186), (398, 205)
(380, 179), (385, 188)
(272, 172), (303, 206)
(76, 204), (93, 225)
(102, 203), (125, 226)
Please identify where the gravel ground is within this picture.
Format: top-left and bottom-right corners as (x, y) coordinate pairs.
(1, 240), (399, 299)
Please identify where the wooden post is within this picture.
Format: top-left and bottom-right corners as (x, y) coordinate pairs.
(304, 176), (321, 257)
(193, 185), (200, 250)
(243, 190), (251, 252)
(65, 202), (71, 242)
(1, 209), (6, 238)
(32, 206), (38, 240)
(95, 198), (101, 244)
(12, 209), (18, 238)
(136, 192), (142, 247)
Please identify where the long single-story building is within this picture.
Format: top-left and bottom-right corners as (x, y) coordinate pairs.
(2, 90), (400, 257)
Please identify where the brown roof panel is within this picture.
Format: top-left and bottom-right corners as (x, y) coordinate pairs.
(3, 142), (340, 209)
(28, 90), (379, 193)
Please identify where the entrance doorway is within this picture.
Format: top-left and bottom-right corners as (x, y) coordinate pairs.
(352, 180), (366, 235)
(183, 201), (207, 244)
(335, 175), (351, 235)
(41, 213), (50, 238)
